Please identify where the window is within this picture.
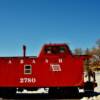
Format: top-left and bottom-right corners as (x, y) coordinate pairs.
(24, 65), (32, 74)
(45, 46), (66, 54)
(45, 46), (52, 54)
(59, 47), (65, 53)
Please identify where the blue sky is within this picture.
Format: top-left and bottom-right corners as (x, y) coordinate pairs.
(0, 0), (100, 56)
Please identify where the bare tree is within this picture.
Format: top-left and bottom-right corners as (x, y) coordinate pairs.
(96, 38), (100, 48)
(84, 48), (90, 55)
(74, 48), (83, 55)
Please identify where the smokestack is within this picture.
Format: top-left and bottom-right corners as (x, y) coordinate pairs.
(23, 45), (26, 57)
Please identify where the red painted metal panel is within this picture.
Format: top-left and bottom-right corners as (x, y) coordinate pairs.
(0, 44), (85, 88)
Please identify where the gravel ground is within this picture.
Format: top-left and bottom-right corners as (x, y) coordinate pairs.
(81, 95), (100, 100)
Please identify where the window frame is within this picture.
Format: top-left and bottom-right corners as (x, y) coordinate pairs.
(45, 46), (66, 54)
(24, 65), (32, 75)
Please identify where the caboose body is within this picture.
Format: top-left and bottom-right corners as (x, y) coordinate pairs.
(0, 43), (97, 96)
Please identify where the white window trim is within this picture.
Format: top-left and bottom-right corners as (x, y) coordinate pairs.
(24, 65), (32, 75)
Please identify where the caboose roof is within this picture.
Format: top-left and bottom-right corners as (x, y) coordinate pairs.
(44, 43), (68, 46)
(0, 56), (37, 59)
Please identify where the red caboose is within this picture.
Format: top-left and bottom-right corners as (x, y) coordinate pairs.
(0, 43), (97, 96)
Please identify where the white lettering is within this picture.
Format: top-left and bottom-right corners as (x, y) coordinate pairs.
(20, 77), (36, 83)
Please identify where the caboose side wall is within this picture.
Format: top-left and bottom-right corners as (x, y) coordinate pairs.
(0, 55), (84, 88)
(0, 44), (84, 88)
(37, 44), (84, 87)
(0, 58), (17, 86)
(0, 57), (37, 87)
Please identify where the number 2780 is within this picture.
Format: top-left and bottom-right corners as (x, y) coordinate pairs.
(20, 77), (36, 83)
